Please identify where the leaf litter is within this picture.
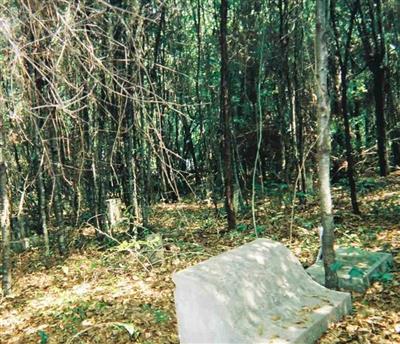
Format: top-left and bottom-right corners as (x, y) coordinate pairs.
(0, 172), (399, 343)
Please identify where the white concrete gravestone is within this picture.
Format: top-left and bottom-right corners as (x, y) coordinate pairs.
(173, 239), (351, 344)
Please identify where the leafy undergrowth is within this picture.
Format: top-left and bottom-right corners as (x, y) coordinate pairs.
(0, 172), (399, 343)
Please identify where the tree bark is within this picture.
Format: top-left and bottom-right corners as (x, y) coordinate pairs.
(331, 0), (360, 214)
(340, 70), (360, 214)
(220, 0), (236, 230)
(315, 0), (338, 289)
(373, 66), (388, 176)
(0, 125), (11, 295)
(49, 122), (64, 228)
(356, 0), (388, 176)
(33, 120), (50, 256)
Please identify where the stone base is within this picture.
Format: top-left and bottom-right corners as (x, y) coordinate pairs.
(173, 239), (351, 343)
(307, 247), (393, 292)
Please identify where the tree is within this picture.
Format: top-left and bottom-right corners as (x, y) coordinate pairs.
(315, 0), (338, 289)
(356, 0), (389, 176)
(0, 119), (11, 295)
(331, 0), (360, 214)
(220, 0), (236, 230)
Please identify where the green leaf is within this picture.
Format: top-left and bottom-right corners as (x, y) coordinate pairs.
(349, 267), (365, 278)
(330, 261), (343, 272)
(153, 309), (170, 324)
(38, 330), (48, 344)
(115, 323), (139, 338)
(236, 224), (247, 232)
(255, 225), (265, 235)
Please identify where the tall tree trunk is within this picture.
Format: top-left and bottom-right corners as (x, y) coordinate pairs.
(220, 0), (236, 230)
(331, 0), (360, 214)
(34, 121), (50, 256)
(124, 103), (140, 223)
(373, 66), (388, 176)
(315, 0), (338, 289)
(340, 70), (360, 214)
(356, 0), (388, 176)
(50, 122), (64, 227)
(182, 116), (200, 184)
(0, 124), (11, 295)
(139, 108), (149, 228)
(293, 2), (307, 200)
(194, 0), (205, 179)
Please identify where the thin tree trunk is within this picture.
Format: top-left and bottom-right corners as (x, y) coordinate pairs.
(220, 0), (236, 230)
(91, 101), (104, 237)
(34, 123), (50, 256)
(293, 5), (307, 200)
(194, 0), (205, 178)
(373, 66), (389, 176)
(0, 125), (11, 295)
(331, 0), (360, 214)
(315, 0), (338, 289)
(182, 116), (200, 184)
(340, 70), (360, 214)
(356, 0), (388, 176)
(124, 100), (140, 223)
(50, 123), (64, 227)
(139, 109), (149, 228)
(37, 164), (50, 255)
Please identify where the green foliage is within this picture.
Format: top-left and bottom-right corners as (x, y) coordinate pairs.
(264, 181), (290, 195)
(55, 300), (107, 333)
(370, 200), (400, 221)
(348, 78), (368, 99)
(263, 181), (293, 206)
(296, 217), (317, 230)
(255, 225), (265, 235)
(38, 330), (48, 344)
(141, 304), (170, 324)
(235, 223), (247, 232)
(153, 309), (170, 324)
(112, 233), (162, 253)
(356, 178), (386, 194)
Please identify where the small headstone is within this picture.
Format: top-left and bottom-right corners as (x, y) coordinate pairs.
(173, 239), (351, 344)
(142, 233), (164, 266)
(57, 229), (67, 255)
(10, 235), (42, 253)
(106, 198), (123, 230)
(307, 247), (393, 292)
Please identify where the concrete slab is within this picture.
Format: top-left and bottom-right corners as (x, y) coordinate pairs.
(173, 239), (351, 344)
(307, 247), (393, 292)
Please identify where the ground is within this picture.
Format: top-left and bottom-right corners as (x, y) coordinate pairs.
(0, 171), (399, 343)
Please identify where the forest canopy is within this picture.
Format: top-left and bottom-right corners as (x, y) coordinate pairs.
(0, 0), (398, 232)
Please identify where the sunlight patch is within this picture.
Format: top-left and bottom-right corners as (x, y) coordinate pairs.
(0, 310), (24, 327)
(72, 282), (92, 296)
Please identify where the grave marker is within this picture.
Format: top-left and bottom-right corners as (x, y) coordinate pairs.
(173, 239), (351, 343)
(307, 246), (393, 292)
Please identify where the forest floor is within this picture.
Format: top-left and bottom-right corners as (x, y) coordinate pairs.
(0, 171), (399, 344)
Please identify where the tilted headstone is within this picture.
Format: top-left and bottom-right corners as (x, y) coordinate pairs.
(173, 239), (351, 344)
(307, 246), (393, 292)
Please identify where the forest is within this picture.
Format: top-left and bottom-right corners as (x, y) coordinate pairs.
(0, 0), (399, 343)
